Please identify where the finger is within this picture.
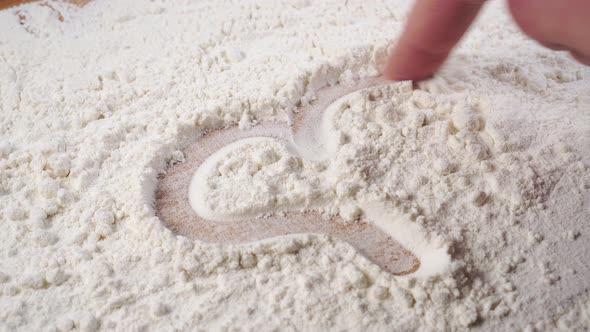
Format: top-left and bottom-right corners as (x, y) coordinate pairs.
(508, 0), (590, 62)
(384, 0), (486, 81)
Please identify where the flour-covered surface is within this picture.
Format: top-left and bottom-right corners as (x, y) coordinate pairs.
(0, 0), (589, 331)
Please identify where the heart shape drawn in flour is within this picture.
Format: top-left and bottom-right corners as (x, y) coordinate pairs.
(155, 78), (452, 276)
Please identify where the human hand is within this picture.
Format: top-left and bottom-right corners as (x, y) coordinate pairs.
(384, 0), (590, 81)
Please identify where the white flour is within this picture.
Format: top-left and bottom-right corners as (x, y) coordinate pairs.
(1, 0), (589, 331)
(189, 136), (332, 220)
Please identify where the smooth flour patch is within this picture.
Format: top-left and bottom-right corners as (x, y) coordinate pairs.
(0, 0), (589, 331)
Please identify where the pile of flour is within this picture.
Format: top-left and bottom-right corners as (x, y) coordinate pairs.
(0, 0), (589, 331)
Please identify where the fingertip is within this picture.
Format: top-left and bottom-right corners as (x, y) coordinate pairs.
(384, 0), (485, 81)
(384, 60), (436, 82)
(384, 40), (444, 81)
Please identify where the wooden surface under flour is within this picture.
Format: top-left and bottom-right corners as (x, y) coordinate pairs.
(0, 0), (89, 10)
(155, 123), (420, 276)
(155, 76), (420, 276)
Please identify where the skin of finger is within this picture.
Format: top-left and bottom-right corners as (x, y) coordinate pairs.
(384, 0), (485, 81)
(508, 0), (590, 60)
(571, 51), (590, 66)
